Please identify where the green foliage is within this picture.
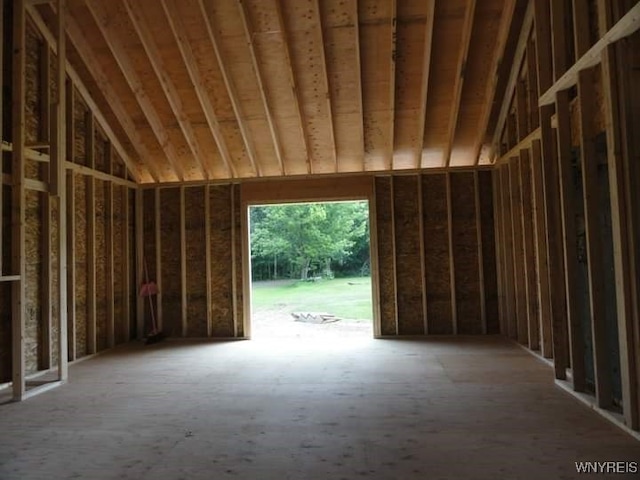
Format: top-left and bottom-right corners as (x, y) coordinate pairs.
(250, 201), (369, 280)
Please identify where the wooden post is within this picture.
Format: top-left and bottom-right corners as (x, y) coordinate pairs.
(204, 185), (212, 337)
(86, 112), (96, 354)
(474, 171), (487, 334)
(500, 165), (515, 338)
(556, 89), (586, 391)
(418, 175), (428, 334)
(180, 186), (187, 337)
(122, 186), (131, 341)
(105, 146), (114, 349)
(40, 41), (52, 371)
(135, 189), (144, 340)
(519, 149), (539, 350)
(446, 173), (457, 334)
(12, 0), (27, 401)
(530, 139), (553, 358)
(154, 187), (162, 332)
(534, 0), (569, 379)
(601, 41), (639, 429)
(578, 67), (612, 408)
(230, 184), (238, 337)
(492, 169), (505, 334)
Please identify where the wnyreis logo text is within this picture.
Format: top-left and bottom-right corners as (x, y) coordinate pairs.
(575, 461), (638, 474)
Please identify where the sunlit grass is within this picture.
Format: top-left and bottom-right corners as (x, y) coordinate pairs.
(251, 277), (373, 321)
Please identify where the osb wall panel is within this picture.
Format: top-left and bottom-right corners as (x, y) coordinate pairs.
(374, 177), (396, 336)
(393, 175), (424, 335)
(160, 188), (182, 337)
(185, 187), (207, 337)
(25, 190), (42, 374)
(142, 189), (157, 335)
(95, 180), (107, 351)
(94, 129), (109, 173)
(128, 190), (136, 339)
(0, 186), (11, 381)
(25, 26), (40, 181)
(421, 174), (454, 335)
(112, 185), (126, 344)
(209, 185), (233, 337)
(73, 94), (87, 166)
(450, 172), (482, 334)
(50, 197), (60, 365)
(74, 175), (88, 358)
(233, 185), (244, 337)
(478, 171), (499, 334)
(0, 282), (10, 382)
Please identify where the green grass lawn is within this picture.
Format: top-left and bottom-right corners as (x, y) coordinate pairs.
(251, 277), (373, 321)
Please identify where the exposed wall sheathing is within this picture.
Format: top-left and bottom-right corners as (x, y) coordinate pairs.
(421, 174), (453, 334)
(112, 185), (125, 344)
(209, 185), (234, 337)
(24, 26), (40, 181)
(74, 175), (88, 358)
(233, 185), (244, 338)
(1, 185), (12, 382)
(24, 190), (42, 374)
(185, 187), (207, 337)
(141, 189), (157, 336)
(160, 188), (182, 337)
(393, 176), (424, 335)
(94, 180), (107, 351)
(478, 171), (499, 334)
(374, 177), (397, 336)
(450, 172), (482, 334)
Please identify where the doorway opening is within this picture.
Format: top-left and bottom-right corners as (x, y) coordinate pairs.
(248, 200), (373, 342)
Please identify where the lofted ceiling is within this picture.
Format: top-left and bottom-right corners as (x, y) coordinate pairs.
(35, 0), (523, 184)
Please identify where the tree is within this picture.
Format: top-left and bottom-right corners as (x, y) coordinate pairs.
(250, 202), (369, 280)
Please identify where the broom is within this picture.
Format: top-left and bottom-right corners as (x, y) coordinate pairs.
(140, 258), (164, 345)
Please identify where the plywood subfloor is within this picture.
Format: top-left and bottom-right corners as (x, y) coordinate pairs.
(0, 337), (638, 480)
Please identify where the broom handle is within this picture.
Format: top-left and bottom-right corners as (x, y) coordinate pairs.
(143, 257), (158, 333)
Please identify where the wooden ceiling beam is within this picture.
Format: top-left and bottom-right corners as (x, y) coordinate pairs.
(85, 0), (185, 181)
(417, 0), (436, 169)
(472, 0), (517, 166)
(236, 0), (285, 176)
(388, 0), (397, 169)
(44, 6), (152, 182)
(274, 0), (311, 174)
(444, 0), (477, 168)
(123, 0), (209, 180)
(198, 0), (260, 177)
(160, 0), (236, 179)
(313, 0), (337, 172)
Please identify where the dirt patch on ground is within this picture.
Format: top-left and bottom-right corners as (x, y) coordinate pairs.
(251, 305), (373, 341)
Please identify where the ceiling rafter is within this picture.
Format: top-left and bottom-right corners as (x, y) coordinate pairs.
(198, 0), (260, 177)
(236, 0), (285, 176)
(160, 0), (237, 179)
(417, 0), (436, 169)
(274, 0), (312, 174)
(57, 7), (156, 182)
(388, 0), (397, 170)
(352, 0), (366, 172)
(123, 0), (210, 180)
(444, 0), (477, 167)
(473, 0), (517, 166)
(85, 0), (185, 181)
(312, 0), (337, 172)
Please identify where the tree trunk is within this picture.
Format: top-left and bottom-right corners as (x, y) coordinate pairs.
(300, 258), (310, 280)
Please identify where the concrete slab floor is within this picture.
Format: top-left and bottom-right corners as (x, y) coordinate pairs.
(0, 336), (638, 480)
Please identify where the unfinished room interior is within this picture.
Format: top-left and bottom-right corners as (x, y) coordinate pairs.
(1, 0), (639, 478)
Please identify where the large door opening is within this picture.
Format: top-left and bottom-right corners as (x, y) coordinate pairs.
(248, 200), (373, 341)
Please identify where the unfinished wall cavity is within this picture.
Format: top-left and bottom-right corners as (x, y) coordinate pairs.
(373, 171), (496, 336)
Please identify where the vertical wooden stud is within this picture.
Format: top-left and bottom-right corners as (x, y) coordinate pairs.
(446, 173), (457, 334)
(105, 146), (114, 349)
(556, 89), (586, 391)
(474, 171), (487, 334)
(154, 187), (162, 332)
(85, 113), (96, 354)
(135, 188), (144, 340)
(204, 185), (212, 337)
(122, 186), (130, 341)
(180, 186), (187, 337)
(230, 184), (238, 337)
(418, 175), (428, 334)
(531, 139), (553, 358)
(12, 0), (27, 401)
(66, 171), (76, 361)
(578, 67), (612, 408)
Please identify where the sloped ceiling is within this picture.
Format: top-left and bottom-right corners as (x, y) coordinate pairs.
(35, 0), (523, 183)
